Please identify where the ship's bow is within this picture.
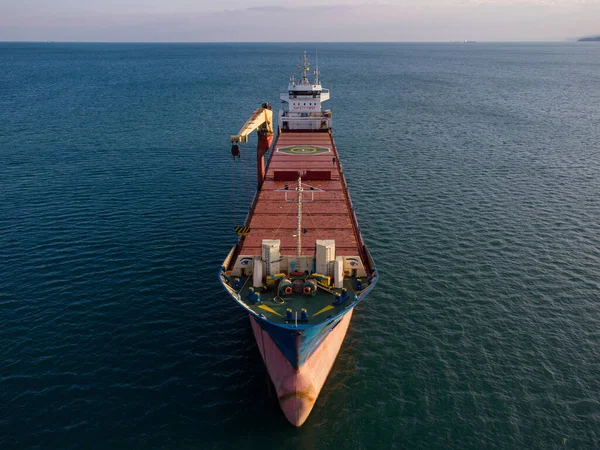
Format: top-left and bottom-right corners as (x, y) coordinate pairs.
(250, 310), (354, 426)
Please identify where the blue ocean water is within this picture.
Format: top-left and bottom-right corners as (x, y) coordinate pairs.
(1, 42), (600, 449)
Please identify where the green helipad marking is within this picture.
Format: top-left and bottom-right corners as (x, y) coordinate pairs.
(277, 146), (330, 156)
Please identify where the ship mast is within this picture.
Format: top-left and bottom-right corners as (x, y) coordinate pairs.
(302, 51), (309, 84)
(315, 47), (319, 85)
(297, 175), (303, 257)
(275, 176), (323, 259)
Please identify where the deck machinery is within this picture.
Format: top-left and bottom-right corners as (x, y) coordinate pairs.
(219, 52), (378, 427)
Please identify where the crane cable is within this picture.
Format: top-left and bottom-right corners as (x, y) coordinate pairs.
(231, 155), (236, 229)
(245, 150), (250, 211)
(232, 145), (254, 231)
(232, 146), (252, 230)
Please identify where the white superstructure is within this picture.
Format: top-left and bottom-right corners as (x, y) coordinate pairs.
(278, 52), (332, 132)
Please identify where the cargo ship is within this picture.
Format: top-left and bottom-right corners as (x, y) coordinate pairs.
(219, 53), (378, 427)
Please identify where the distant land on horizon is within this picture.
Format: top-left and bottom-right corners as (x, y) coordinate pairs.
(3, 38), (600, 44)
(578, 35), (600, 42)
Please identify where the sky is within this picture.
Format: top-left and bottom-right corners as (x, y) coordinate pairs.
(1, 0), (599, 42)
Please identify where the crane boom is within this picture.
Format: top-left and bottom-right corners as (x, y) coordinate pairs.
(230, 104), (273, 143)
(229, 103), (275, 189)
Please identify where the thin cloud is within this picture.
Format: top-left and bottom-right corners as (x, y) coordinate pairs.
(1, 0), (599, 41)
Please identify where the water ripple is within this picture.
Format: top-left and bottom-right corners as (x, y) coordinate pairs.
(1, 42), (600, 449)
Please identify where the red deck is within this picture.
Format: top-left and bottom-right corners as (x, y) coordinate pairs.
(238, 132), (360, 257)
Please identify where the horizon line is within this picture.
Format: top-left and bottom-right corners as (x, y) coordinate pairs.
(0, 39), (578, 44)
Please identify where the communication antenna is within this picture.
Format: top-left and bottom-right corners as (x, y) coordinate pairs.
(315, 46), (319, 85)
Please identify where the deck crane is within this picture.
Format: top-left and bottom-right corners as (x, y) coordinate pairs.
(230, 103), (274, 188)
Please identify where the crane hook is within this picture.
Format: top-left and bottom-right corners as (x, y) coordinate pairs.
(231, 143), (241, 160)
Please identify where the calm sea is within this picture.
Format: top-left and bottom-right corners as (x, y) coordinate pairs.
(1, 42), (600, 449)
